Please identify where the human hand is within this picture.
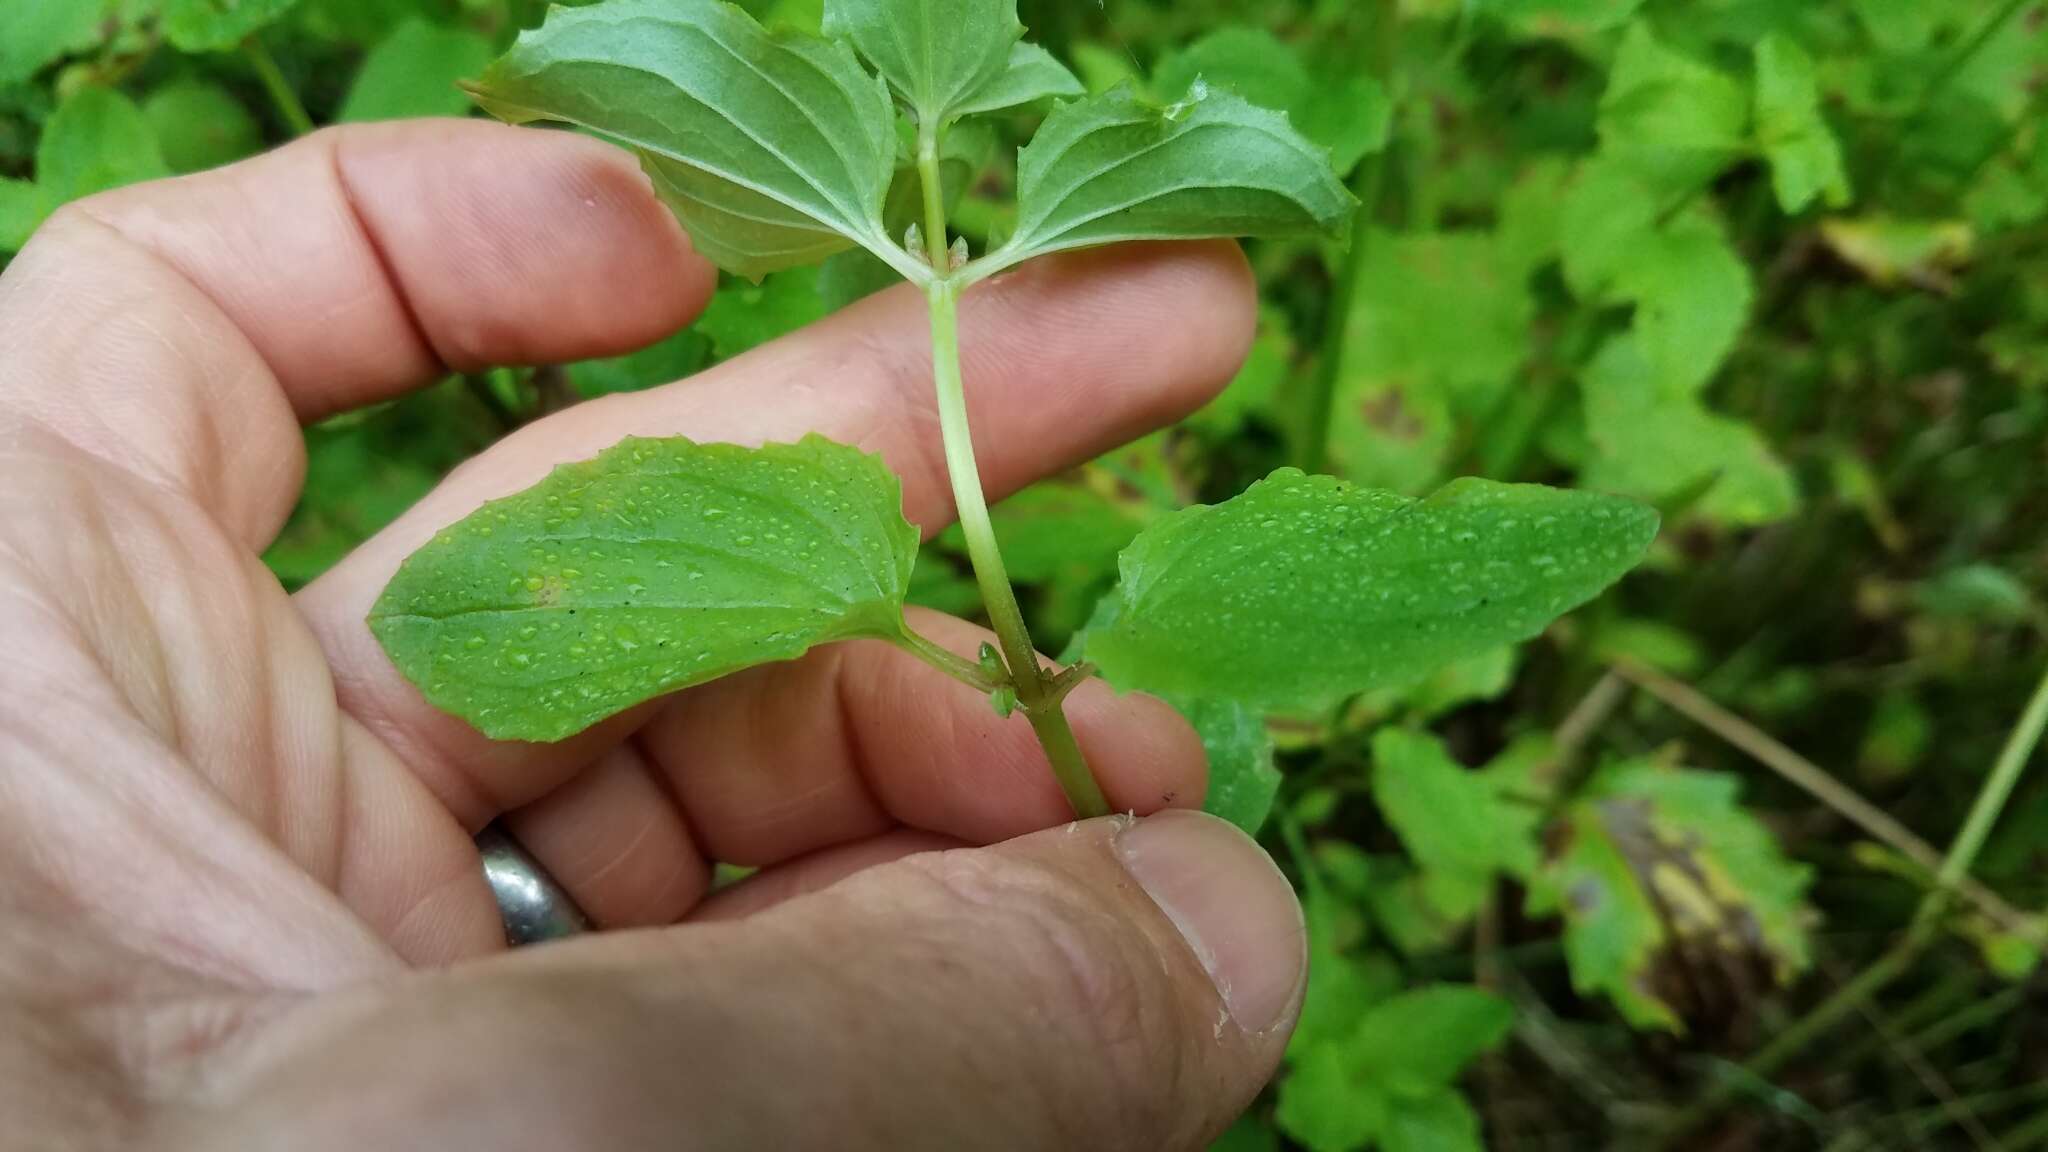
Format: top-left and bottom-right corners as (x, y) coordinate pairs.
(0, 121), (1305, 1150)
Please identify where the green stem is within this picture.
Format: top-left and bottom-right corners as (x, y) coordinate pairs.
(918, 120), (1109, 820)
(243, 36), (313, 137)
(894, 627), (1003, 694)
(1925, 664), (2048, 921)
(1922, 0), (2036, 108)
(1660, 662), (2048, 1146)
(1298, 164), (1377, 474)
(1295, 0), (1399, 474)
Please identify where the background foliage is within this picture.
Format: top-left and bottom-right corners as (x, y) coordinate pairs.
(5, 0), (2047, 1148)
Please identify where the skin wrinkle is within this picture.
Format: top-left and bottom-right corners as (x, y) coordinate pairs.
(43, 209), (307, 547)
(322, 133), (445, 387)
(0, 115), (1288, 1144)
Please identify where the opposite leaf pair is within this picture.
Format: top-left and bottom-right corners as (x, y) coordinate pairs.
(372, 0), (1659, 826)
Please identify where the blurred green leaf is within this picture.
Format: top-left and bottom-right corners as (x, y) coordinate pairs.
(696, 268), (830, 360)
(1371, 729), (1540, 919)
(143, 79), (261, 172)
(1378, 1088), (1484, 1152)
(1329, 231), (1534, 493)
(340, 18), (494, 122)
(1580, 335), (1799, 526)
(1490, 0), (1645, 39)
(1156, 26), (1390, 176)
(162, 0), (304, 52)
(965, 480), (1149, 583)
(1859, 689), (1932, 786)
(1754, 34), (1851, 213)
(1612, 214), (1753, 394)
(1820, 217), (1974, 289)
(1558, 157), (1657, 299)
(40, 85), (167, 196)
(1279, 985), (1509, 1152)
(1597, 24), (1749, 194)
(0, 179), (50, 251)
(1852, 0), (1936, 54)
(567, 327), (712, 398)
(1209, 1115), (1281, 1152)
(0, 0), (113, 86)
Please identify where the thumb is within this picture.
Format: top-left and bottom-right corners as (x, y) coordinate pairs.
(718, 809), (1308, 1150)
(163, 812), (1304, 1152)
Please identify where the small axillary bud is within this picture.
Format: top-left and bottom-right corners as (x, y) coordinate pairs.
(904, 222), (928, 265)
(948, 235), (970, 271)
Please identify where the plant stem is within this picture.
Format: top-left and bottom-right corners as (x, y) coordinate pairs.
(1297, 163), (1377, 474)
(1296, 0), (1400, 474)
(917, 120), (1109, 820)
(1616, 661), (2035, 933)
(1922, 0), (2036, 109)
(1925, 664), (2048, 918)
(1659, 662), (2048, 1146)
(894, 627), (1003, 693)
(243, 36), (314, 137)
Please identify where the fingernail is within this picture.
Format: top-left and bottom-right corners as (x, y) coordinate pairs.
(1117, 810), (1307, 1035)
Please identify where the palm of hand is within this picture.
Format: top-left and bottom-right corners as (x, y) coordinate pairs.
(0, 122), (1300, 1151)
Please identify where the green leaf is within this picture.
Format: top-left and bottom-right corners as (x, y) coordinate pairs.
(36, 86), (169, 205)
(960, 480), (1149, 584)
(1379, 1088), (1484, 1152)
(1209, 1115), (1281, 1152)
(1352, 984), (1513, 1091)
(1190, 305), (1292, 437)
(990, 84), (1355, 272)
(1081, 469), (1659, 712)
(1277, 1045), (1387, 1152)
(1580, 336), (1798, 526)
(1754, 34), (1850, 213)
(1490, 0), (1645, 40)
(470, 0), (906, 281)
(1281, 984), (1508, 1152)
(1611, 214), (1753, 395)
(1154, 27), (1391, 177)
(1156, 27), (1308, 114)
(1597, 24), (1749, 195)
(821, 0), (1020, 124)
(341, 18), (495, 123)
(1356, 646), (1518, 723)
(1526, 761), (1815, 1031)
(161, 0), (303, 53)
(1184, 697), (1280, 834)
(1329, 230), (1534, 492)
(566, 327), (712, 398)
(143, 80), (261, 173)
(1820, 216), (1974, 289)
(368, 434), (918, 742)
(1289, 920), (1399, 1055)
(1558, 157), (1657, 299)
(696, 267), (830, 360)
(1371, 729), (1540, 918)
(1852, 0), (1936, 54)
(952, 41), (1084, 117)
(0, 0), (112, 86)
(0, 179), (51, 252)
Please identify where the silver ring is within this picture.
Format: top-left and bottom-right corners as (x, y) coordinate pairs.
(477, 824), (589, 946)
